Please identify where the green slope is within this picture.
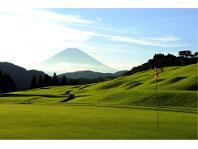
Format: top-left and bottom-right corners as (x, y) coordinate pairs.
(68, 63), (198, 111)
(0, 64), (197, 111)
(0, 64), (197, 139)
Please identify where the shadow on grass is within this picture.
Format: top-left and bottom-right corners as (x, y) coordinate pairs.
(166, 77), (187, 84)
(0, 93), (65, 98)
(64, 103), (197, 113)
(79, 85), (90, 89)
(125, 82), (143, 89)
(20, 97), (42, 104)
(148, 79), (165, 84)
(60, 94), (90, 103)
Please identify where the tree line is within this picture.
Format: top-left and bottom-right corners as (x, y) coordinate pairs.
(0, 70), (113, 93)
(30, 73), (68, 89)
(125, 50), (198, 75)
(30, 72), (113, 89)
(0, 70), (16, 93)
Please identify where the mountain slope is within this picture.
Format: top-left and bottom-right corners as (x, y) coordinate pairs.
(36, 48), (116, 75)
(0, 62), (45, 89)
(58, 70), (127, 79)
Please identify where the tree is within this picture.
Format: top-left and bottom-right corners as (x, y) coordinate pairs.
(6, 74), (16, 91)
(43, 74), (52, 86)
(38, 75), (44, 87)
(125, 51), (197, 76)
(179, 50), (192, 58)
(148, 59), (154, 69)
(61, 75), (68, 85)
(185, 50), (192, 58)
(0, 72), (16, 92)
(0, 70), (2, 78)
(0, 70), (3, 87)
(52, 72), (59, 86)
(30, 75), (37, 89)
(179, 51), (186, 65)
(153, 53), (165, 60)
(179, 51), (186, 58)
(178, 50), (193, 65)
(194, 52), (198, 58)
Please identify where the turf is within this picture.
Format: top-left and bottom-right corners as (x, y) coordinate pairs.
(0, 104), (197, 139)
(0, 64), (197, 139)
(67, 64), (198, 111)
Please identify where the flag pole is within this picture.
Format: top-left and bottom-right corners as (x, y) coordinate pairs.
(154, 66), (159, 132)
(155, 78), (159, 132)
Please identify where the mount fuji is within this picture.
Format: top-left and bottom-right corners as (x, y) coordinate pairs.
(35, 48), (116, 75)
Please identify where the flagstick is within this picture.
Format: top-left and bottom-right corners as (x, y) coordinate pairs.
(155, 78), (159, 132)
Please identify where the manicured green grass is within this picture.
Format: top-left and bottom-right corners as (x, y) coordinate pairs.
(68, 64), (198, 111)
(0, 104), (197, 139)
(0, 64), (197, 139)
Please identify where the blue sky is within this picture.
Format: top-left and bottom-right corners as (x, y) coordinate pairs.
(0, 8), (197, 70)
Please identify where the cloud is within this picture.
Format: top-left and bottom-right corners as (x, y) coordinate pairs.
(0, 9), (95, 67)
(158, 16), (184, 23)
(0, 8), (188, 71)
(144, 35), (180, 42)
(95, 33), (186, 48)
(0, 8), (93, 24)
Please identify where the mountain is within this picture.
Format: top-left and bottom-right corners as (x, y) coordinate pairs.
(58, 70), (128, 79)
(0, 62), (45, 89)
(35, 48), (117, 75)
(114, 70), (129, 77)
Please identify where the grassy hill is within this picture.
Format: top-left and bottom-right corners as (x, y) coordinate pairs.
(2, 64), (196, 109)
(0, 64), (197, 139)
(67, 63), (197, 110)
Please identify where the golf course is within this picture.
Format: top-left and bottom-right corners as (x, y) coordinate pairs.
(0, 64), (197, 139)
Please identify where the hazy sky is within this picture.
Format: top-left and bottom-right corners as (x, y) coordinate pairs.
(0, 8), (197, 70)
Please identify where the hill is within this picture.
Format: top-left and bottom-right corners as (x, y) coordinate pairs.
(0, 63), (197, 139)
(1, 63), (197, 110)
(125, 51), (197, 76)
(58, 70), (127, 79)
(0, 62), (45, 89)
(67, 63), (197, 110)
(35, 48), (117, 75)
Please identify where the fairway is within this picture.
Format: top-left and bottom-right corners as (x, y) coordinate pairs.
(0, 64), (197, 139)
(0, 104), (197, 139)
